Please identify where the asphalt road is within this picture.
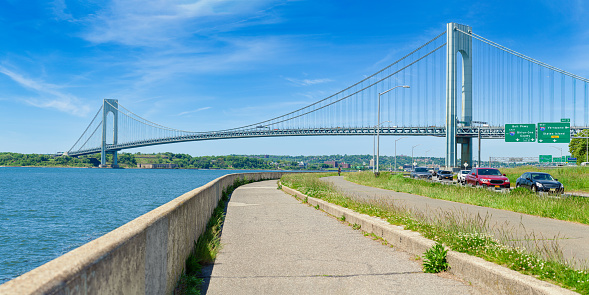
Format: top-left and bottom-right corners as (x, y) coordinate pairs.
(323, 176), (589, 267)
(202, 180), (476, 294)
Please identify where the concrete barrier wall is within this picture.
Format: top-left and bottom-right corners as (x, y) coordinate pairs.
(0, 172), (288, 295)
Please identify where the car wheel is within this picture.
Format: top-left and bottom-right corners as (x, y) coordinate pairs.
(515, 183), (519, 188)
(532, 185), (537, 193)
(482, 184), (488, 189)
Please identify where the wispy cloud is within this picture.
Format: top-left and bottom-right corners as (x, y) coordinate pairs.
(0, 66), (90, 116)
(285, 77), (333, 86)
(79, 0), (274, 47)
(177, 106), (211, 116)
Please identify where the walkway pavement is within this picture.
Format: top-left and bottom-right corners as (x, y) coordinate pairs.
(322, 176), (589, 267)
(202, 180), (476, 294)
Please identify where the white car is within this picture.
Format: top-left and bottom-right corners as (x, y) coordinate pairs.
(457, 170), (470, 184)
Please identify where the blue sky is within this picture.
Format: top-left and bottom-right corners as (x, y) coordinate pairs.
(1, 0), (588, 160)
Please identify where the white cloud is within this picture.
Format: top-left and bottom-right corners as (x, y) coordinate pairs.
(79, 0), (274, 47)
(285, 77), (333, 86)
(177, 106), (211, 116)
(0, 66), (91, 116)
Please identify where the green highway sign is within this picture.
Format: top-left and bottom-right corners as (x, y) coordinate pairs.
(539, 155), (552, 163)
(505, 124), (536, 142)
(537, 122), (571, 143)
(561, 118), (571, 123)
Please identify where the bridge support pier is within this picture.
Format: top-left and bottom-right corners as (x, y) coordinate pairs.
(446, 22), (472, 169)
(99, 99), (119, 168)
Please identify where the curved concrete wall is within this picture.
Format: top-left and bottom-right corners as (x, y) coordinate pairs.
(0, 172), (288, 295)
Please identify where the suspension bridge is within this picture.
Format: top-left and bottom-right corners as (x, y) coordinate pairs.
(66, 22), (589, 168)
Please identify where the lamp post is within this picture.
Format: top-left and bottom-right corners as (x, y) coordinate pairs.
(472, 121), (488, 168)
(551, 146), (563, 163)
(372, 120), (391, 175)
(412, 144), (421, 170)
(394, 137), (407, 172)
(376, 85), (410, 176)
(425, 150), (431, 167)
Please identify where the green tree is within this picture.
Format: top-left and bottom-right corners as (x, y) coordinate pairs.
(570, 129), (589, 164)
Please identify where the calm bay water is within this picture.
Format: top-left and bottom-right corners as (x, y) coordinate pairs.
(0, 167), (266, 284)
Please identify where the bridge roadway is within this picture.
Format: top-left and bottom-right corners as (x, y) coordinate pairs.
(201, 180), (476, 294)
(322, 176), (589, 267)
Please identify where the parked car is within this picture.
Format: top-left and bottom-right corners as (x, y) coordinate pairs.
(516, 172), (564, 194)
(464, 168), (510, 189)
(437, 170), (454, 181)
(410, 167), (431, 179)
(457, 170), (470, 184)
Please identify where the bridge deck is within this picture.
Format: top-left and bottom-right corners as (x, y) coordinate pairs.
(201, 180), (474, 294)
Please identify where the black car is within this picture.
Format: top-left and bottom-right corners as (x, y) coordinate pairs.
(516, 172), (564, 194)
(437, 170), (454, 181)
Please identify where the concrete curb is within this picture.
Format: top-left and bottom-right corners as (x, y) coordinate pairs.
(280, 184), (577, 295)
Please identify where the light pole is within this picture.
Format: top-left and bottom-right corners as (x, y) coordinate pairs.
(551, 146), (563, 163)
(412, 144), (421, 170)
(376, 85), (410, 176)
(425, 150), (432, 167)
(372, 120), (391, 175)
(394, 137), (407, 172)
(472, 121), (488, 168)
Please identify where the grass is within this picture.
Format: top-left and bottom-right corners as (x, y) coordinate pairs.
(344, 171), (589, 225)
(501, 166), (589, 193)
(423, 243), (449, 273)
(174, 176), (255, 295)
(280, 172), (589, 294)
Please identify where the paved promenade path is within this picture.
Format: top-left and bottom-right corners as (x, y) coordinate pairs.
(203, 180), (476, 294)
(323, 176), (589, 267)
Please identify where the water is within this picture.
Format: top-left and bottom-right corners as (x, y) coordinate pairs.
(0, 167), (264, 284)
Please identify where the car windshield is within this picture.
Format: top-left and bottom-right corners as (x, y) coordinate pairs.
(461, 171), (469, 174)
(440, 171), (452, 174)
(531, 173), (555, 181)
(415, 168), (428, 172)
(477, 169), (502, 176)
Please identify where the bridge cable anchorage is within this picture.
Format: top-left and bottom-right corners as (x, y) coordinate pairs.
(456, 28), (589, 83)
(215, 31), (448, 132)
(68, 105), (103, 153)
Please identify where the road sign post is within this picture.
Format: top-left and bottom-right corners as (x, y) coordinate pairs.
(537, 122), (571, 143)
(505, 124), (536, 142)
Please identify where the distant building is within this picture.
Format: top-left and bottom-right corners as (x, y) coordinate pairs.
(340, 163), (351, 169)
(298, 161), (306, 167)
(324, 161), (338, 168)
(369, 159), (374, 168)
(137, 163), (178, 169)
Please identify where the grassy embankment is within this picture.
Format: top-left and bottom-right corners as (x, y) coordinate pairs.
(280, 172), (589, 294)
(345, 171), (589, 225)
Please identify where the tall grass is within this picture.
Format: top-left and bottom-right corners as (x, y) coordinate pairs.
(344, 171), (589, 225)
(501, 166), (589, 192)
(281, 173), (589, 294)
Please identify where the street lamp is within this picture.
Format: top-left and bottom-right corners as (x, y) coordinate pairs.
(472, 121), (488, 168)
(551, 146), (563, 163)
(425, 150), (432, 167)
(376, 85), (410, 176)
(394, 137), (407, 172)
(372, 120), (391, 175)
(412, 144), (421, 170)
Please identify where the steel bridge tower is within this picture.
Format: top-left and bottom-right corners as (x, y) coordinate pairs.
(446, 22), (472, 168)
(100, 99), (119, 168)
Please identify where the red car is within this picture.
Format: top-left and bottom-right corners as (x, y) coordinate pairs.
(465, 168), (510, 189)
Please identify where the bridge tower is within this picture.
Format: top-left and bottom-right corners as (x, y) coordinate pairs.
(100, 99), (119, 168)
(446, 22), (472, 168)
